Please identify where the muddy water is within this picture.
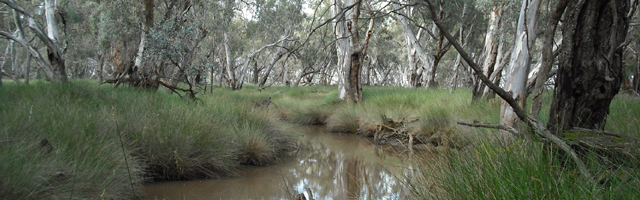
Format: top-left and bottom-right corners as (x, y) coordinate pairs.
(143, 126), (408, 200)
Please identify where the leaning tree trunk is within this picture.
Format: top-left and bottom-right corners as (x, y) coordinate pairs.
(548, 0), (629, 133)
(500, 0), (541, 135)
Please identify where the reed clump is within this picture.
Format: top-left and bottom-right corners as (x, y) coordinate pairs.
(0, 81), (293, 199)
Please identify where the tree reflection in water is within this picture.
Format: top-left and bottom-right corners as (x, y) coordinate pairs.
(144, 126), (407, 200)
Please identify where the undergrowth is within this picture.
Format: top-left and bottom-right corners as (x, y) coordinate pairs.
(1, 81), (638, 199)
(0, 81), (293, 199)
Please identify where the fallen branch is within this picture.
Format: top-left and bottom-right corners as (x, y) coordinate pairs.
(457, 120), (520, 136)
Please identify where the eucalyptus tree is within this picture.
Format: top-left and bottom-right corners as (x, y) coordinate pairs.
(548, 0), (631, 132)
(0, 0), (67, 82)
(498, 0), (541, 135)
(249, 0), (305, 87)
(529, 0), (568, 118)
(392, 0), (432, 88)
(332, 0), (375, 103)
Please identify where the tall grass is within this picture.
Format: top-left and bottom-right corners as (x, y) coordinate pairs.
(403, 137), (640, 199)
(273, 85), (640, 199)
(2, 81), (638, 199)
(0, 81), (293, 199)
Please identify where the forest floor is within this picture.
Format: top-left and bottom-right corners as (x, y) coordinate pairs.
(1, 80), (639, 199)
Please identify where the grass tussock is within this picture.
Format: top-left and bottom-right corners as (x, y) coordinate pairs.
(2, 81), (638, 200)
(326, 107), (360, 133)
(403, 138), (640, 199)
(0, 81), (293, 199)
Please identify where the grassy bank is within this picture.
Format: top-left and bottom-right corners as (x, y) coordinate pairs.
(269, 85), (640, 199)
(0, 81), (293, 199)
(2, 81), (639, 199)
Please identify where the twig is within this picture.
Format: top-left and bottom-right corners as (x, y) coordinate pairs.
(568, 127), (638, 141)
(457, 121), (521, 136)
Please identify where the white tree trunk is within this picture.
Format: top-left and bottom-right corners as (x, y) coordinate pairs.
(223, 32), (237, 89)
(394, 1), (433, 88)
(333, 0), (352, 99)
(45, 0), (59, 43)
(478, 6), (503, 99)
(500, 0), (541, 133)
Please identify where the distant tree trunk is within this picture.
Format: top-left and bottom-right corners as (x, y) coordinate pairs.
(473, 5), (503, 102)
(484, 28), (511, 99)
(97, 52), (104, 82)
(450, 4), (469, 92)
(530, 0), (568, 119)
(394, 1), (432, 88)
(125, 0), (157, 89)
(635, 49), (640, 93)
(223, 32), (238, 90)
(25, 54), (31, 84)
(548, 0), (629, 133)
(425, 1), (450, 89)
(0, 42), (11, 87)
(500, 0), (541, 135)
(258, 39), (289, 87)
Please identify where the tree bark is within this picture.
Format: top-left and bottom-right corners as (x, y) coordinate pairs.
(97, 53), (104, 82)
(500, 0), (541, 137)
(333, 0), (372, 103)
(548, 0), (630, 133)
(44, 0), (66, 82)
(530, 0), (568, 118)
(474, 6), (503, 101)
(333, 0), (351, 98)
(223, 32), (238, 90)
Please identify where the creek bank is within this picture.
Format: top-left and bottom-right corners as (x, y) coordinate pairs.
(144, 126), (409, 200)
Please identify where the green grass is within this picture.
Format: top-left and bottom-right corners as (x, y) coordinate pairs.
(264, 85), (640, 199)
(2, 81), (638, 199)
(0, 81), (293, 199)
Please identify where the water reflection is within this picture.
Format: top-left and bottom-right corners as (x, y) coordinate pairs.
(144, 126), (407, 200)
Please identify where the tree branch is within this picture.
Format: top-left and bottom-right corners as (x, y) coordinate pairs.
(457, 121), (521, 136)
(422, 0), (593, 182)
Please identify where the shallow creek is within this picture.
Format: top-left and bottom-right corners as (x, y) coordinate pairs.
(143, 126), (408, 200)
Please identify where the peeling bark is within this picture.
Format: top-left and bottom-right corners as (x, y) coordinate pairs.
(500, 0), (541, 136)
(548, 0), (630, 133)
